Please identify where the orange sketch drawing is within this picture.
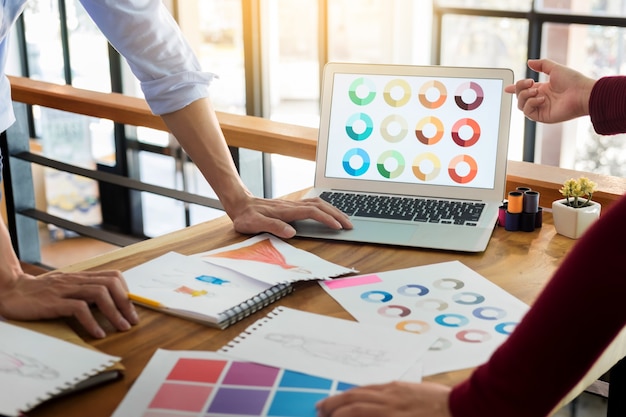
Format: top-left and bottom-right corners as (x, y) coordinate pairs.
(175, 286), (208, 297)
(206, 239), (310, 273)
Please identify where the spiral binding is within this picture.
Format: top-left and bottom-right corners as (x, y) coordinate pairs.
(220, 306), (285, 352)
(217, 284), (293, 329)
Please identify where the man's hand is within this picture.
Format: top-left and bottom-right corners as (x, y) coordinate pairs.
(0, 270), (139, 339)
(504, 58), (595, 124)
(316, 381), (452, 417)
(229, 196), (353, 239)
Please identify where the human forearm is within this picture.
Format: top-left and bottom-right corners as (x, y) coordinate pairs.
(159, 98), (252, 215)
(0, 220), (23, 287)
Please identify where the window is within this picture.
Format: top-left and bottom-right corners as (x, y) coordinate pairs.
(434, 0), (626, 177)
(9, 0), (626, 244)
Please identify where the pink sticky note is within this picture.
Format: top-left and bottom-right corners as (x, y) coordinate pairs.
(324, 274), (382, 290)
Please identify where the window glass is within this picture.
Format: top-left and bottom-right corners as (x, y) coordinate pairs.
(440, 15), (529, 161)
(540, 22), (626, 176)
(22, 1), (65, 83)
(265, 0), (319, 197)
(268, 0), (319, 126)
(434, 0), (532, 11)
(328, 0), (432, 66)
(67, 0), (111, 92)
(536, 0), (626, 16)
(194, 0), (246, 114)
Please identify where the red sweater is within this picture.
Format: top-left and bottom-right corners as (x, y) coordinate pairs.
(449, 76), (626, 417)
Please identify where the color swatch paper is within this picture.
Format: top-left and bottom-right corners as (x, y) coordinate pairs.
(112, 349), (357, 417)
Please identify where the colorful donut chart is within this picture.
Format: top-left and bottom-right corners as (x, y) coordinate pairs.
(384, 79), (411, 107)
(377, 150), (405, 179)
(397, 284), (429, 296)
(412, 152), (441, 181)
(428, 337), (452, 351)
(448, 154), (478, 184)
(452, 292), (486, 305)
(415, 116), (444, 145)
(378, 305), (412, 317)
(342, 148), (370, 176)
(433, 278), (465, 290)
(345, 113), (373, 141)
(418, 80), (447, 109)
(473, 306), (506, 320)
(495, 322), (518, 335)
(451, 118), (481, 147)
(380, 114), (408, 143)
(456, 329), (491, 343)
(349, 77), (376, 105)
(396, 320), (431, 334)
(360, 290), (393, 303)
(415, 298), (449, 311)
(435, 313), (470, 328)
(455, 82), (484, 110)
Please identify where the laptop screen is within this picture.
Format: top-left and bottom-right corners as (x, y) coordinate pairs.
(323, 70), (507, 191)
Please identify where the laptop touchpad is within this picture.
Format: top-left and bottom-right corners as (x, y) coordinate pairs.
(295, 219), (417, 244)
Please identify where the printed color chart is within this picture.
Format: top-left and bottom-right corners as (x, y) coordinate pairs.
(112, 349), (356, 417)
(320, 261), (529, 376)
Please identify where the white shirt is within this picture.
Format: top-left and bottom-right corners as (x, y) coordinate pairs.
(0, 0), (214, 134)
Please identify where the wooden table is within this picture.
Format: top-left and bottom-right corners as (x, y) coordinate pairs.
(28, 207), (626, 417)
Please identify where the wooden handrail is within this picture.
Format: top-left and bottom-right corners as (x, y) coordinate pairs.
(8, 76), (318, 161)
(9, 76), (626, 211)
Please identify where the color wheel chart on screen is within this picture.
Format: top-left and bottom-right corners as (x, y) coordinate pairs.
(320, 261), (529, 376)
(112, 349), (357, 417)
(325, 73), (504, 189)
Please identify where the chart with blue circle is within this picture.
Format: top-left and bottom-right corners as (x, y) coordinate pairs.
(325, 73), (504, 189)
(320, 261), (529, 377)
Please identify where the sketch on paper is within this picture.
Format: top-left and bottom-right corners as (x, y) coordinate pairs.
(265, 333), (388, 367)
(0, 351), (59, 379)
(194, 234), (357, 285)
(219, 306), (435, 386)
(205, 238), (312, 274)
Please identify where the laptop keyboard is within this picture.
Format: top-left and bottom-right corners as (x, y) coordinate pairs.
(320, 191), (484, 226)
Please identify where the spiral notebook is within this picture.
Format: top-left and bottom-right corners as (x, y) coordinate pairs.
(123, 236), (354, 329)
(0, 321), (121, 417)
(123, 252), (294, 329)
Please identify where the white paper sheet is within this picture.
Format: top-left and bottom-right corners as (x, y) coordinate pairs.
(219, 306), (435, 385)
(320, 261), (529, 376)
(0, 322), (120, 417)
(194, 234), (357, 284)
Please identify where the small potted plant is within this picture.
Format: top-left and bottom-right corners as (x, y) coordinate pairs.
(551, 176), (601, 239)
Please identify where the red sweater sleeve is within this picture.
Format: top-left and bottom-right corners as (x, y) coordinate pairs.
(449, 194), (626, 416)
(589, 76), (626, 135)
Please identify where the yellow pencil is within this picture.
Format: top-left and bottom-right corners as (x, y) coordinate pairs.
(128, 293), (164, 308)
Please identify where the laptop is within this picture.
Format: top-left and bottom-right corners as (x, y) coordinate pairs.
(293, 62), (513, 252)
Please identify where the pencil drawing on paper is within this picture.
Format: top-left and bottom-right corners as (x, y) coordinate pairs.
(265, 333), (388, 367)
(0, 351), (59, 379)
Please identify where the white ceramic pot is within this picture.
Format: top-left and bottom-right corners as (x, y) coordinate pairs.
(551, 198), (601, 239)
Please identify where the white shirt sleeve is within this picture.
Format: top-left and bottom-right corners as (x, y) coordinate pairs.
(78, 0), (215, 115)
